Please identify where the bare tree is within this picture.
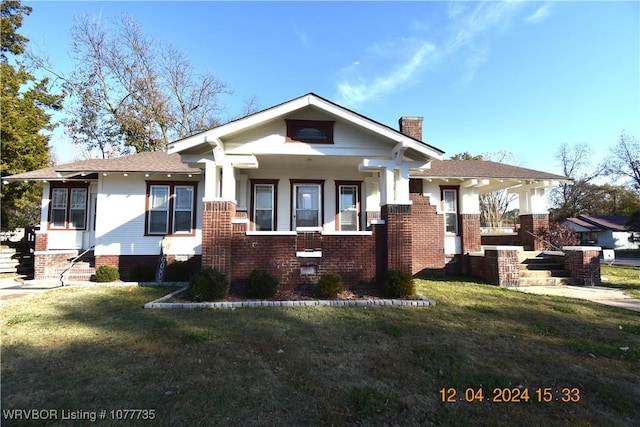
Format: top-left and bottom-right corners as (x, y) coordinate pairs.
(548, 143), (604, 221)
(606, 132), (640, 192)
(60, 13), (230, 157)
(450, 151), (519, 229)
(480, 151), (518, 229)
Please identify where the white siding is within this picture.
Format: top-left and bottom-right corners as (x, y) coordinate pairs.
(224, 112), (394, 157)
(42, 182), (98, 251)
(94, 174), (203, 256)
(243, 168), (374, 232)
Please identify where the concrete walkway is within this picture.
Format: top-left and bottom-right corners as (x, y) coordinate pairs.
(513, 284), (640, 312)
(0, 276), (63, 302)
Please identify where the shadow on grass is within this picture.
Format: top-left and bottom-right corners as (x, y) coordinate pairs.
(2, 283), (640, 426)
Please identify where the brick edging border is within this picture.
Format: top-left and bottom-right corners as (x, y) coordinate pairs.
(144, 286), (436, 309)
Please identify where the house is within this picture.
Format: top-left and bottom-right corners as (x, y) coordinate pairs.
(563, 214), (639, 250)
(4, 93), (574, 287)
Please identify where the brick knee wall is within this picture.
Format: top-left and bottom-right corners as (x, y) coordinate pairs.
(563, 247), (601, 286)
(410, 195), (445, 276)
(519, 214), (549, 250)
(229, 222), (379, 292)
(202, 201), (235, 276)
(382, 204), (412, 273)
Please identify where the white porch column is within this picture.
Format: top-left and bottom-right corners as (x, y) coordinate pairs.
(379, 167), (395, 206)
(203, 159), (218, 201)
(394, 165), (411, 204)
(517, 187), (548, 215)
(236, 174), (248, 210)
(221, 162), (236, 202)
(460, 187), (481, 215)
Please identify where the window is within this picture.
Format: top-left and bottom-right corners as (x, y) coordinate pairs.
(146, 182), (196, 235)
(49, 185), (88, 229)
(442, 187), (458, 234)
(291, 180), (324, 229)
(251, 180), (278, 231)
(286, 120), (334, 144)
(409, 178), (423, 194)
(336, 181), (361, 231)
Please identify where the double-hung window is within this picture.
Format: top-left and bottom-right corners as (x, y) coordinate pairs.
(291, 181), (324, 229)
(49, 185), (88, 229)
(442, 187), (459, 235)
(146, 182), (196, 235)
(251, 180), (278, 231)
(336, 181), (361, 231)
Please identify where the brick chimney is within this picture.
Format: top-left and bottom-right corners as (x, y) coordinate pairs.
(398, 116), (423, 141)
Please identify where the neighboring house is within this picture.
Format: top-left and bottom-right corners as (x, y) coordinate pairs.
(4, 93), (570, 286)
(563, 214), (639, 250)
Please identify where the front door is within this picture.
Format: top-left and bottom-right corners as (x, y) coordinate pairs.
(293, 184), (321, 229)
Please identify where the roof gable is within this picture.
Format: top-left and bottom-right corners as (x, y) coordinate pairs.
(168, 93), (444, 161)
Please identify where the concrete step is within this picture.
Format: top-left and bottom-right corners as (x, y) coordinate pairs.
(520, 269), (570, 278)
(519, 262), (564, 271)
(519, 277), (581, 286)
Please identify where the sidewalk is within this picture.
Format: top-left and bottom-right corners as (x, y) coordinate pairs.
(0, 276), (64, 301)
(513, 285), (640, 312)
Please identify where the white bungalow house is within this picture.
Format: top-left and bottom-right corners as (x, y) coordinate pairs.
(4, 93), (570, 287)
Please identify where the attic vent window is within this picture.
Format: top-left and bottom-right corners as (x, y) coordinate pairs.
(286, 119), (334, 144)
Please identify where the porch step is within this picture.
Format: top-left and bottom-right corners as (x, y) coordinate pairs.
(519, 277), (580, 286)
(0, 248), (18, 274)
(519, 252), (575, 286)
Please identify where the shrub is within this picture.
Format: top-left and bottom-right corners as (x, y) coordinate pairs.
(246, 269), (279, 299)
(382, 269), (415, 298)
(189, 269), (227, 301)
(94, 265), (120, 283)
(129, 264), (156, 282)
(165, 261), (190, 282)
(316, 272), (344, 298)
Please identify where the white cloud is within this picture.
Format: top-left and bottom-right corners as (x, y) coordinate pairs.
(335, 1), (528, 106)
(457, 43), (490, 86)
(525, 3), (553, 24)
(337, 41), (436, 106)
(293, 25), (310, 48)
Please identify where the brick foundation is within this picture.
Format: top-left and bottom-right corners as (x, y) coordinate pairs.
(34, 250), (77, 280)
(94, 254), (201, 281)
(35, 232), (48, 251)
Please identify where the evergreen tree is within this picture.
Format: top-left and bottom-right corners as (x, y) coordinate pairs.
(0, 1), (63, 229)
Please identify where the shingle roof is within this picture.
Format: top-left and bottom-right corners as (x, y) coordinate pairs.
(4, 152), (201, 181)
(412, 160), (569, 181)
(565, 217), (603, 231)
(577, 214), (629, 232)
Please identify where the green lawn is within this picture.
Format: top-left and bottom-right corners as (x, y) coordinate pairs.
(602, 265), (640, 299)
(1, 279), (639, 426)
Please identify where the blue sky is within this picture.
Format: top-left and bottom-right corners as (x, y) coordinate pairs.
(21, 1), (640, 176)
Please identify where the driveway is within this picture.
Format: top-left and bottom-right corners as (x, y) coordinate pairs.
(513, 285), (640, 312)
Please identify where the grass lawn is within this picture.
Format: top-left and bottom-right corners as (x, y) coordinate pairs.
(2, 280), (639, 426)
(602, 265), (640, 299)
